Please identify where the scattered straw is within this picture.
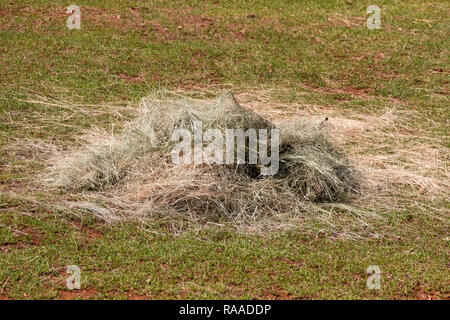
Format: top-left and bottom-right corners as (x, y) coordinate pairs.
(4, 89), (446, 238)
(40, 92), (363, 235)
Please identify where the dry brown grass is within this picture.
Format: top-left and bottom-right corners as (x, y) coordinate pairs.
(4, 89), (448, 238)
(35, 92), (364, 236)
(237, 90), (449, 224)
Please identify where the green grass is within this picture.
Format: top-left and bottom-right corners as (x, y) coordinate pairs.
(0, 194), (448, 299)
(0, 0), (448, 299)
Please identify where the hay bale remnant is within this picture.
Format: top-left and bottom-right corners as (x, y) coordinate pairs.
(42, 92), (361, 225)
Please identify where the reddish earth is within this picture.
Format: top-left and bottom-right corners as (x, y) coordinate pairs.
(58, 287), (98, 300)
(412, 284), (447, 300)
(0, 4), (271, 43)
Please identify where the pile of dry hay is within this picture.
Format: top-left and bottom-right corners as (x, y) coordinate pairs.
(42, 92), (361, 231)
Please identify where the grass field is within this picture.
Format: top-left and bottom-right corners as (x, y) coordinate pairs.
(0, 0), (448, 299)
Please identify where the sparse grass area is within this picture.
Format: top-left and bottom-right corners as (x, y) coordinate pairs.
(0, 193), (448, 299)
(0, 0), (448, 299)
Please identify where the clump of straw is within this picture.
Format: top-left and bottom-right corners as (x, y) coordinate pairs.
(42, 92), (360, 225)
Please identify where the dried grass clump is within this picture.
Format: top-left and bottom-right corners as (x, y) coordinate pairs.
(41, 92), (360, 227)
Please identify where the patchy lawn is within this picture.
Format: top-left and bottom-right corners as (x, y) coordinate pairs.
(0, 0), (448, 299)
